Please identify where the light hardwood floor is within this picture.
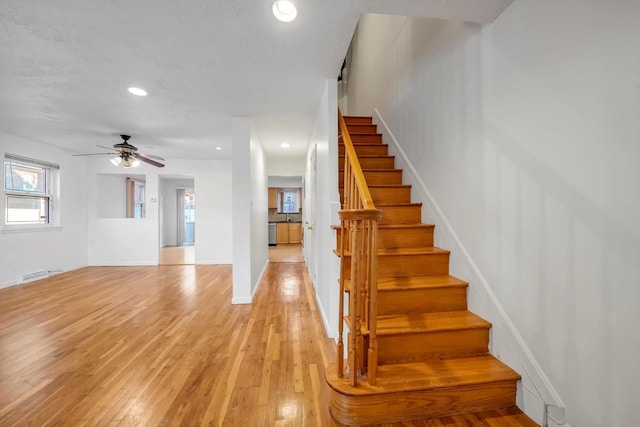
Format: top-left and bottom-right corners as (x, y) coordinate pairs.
(0, 264), (536, 426)
(269, 244), (303, 263)
(159, 245), (195, 265)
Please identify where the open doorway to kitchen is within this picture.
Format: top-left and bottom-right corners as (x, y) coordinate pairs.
(267, 175), (303, 263)
(159, 175), (195, 265)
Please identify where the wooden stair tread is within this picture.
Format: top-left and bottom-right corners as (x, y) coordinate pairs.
(339, 154), (394, 158)
(357, 168), (403, 172)
(337, 246), (450, 257)
(332, 223), (433, 231)
(377, 275), (468, 290)
(325, 355), (520, 396)
(367, 311), (491, 335)
(344, 275), (467, 292)
(375, 202), (422, 207)
(377, 223), (434, 229)
(338, 246), (450, 256)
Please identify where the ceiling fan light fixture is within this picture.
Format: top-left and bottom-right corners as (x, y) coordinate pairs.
(272, 0), (297, 22)
(128, 87), (148, 96)
(121, 156), (141, 168)
(111, 156), (123, 166)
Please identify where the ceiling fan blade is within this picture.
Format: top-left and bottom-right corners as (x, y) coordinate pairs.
(138, 153), (165, 161)
(135, 153), (165, 168)
(96, 145), (116, 151)
(72, 152), (116, 156)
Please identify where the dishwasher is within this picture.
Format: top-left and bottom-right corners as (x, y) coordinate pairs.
(268, 223), (277, 246)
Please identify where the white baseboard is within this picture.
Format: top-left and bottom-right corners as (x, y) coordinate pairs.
(196, 260), (232, 265)
(231, 296), (252, 304)
(232, 259), (268, 305)
(0, 280), (18, 290)
(374, 108), (565, 424)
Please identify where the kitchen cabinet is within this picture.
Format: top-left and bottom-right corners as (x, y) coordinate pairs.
(268, 187), (277, 209)
(288, 222), (301, 244)
(276, 222), (302, 244)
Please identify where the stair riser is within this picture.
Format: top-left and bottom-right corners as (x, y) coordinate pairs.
(346, 124), (377, 133)
(377, 287), (468, 315)
(339, 170), (403, 186)
(339, 156), (396, 170)
(343, 116), (373, 125)
(340, 187), (412, 204)
(339, 144), (388, 156)
(379, 205), (422, 224)
(336, 227), (434, 250)
(342, 253), (449, 278)
(347, 133), (383, 144)
(329, 381), (517, 426)
(373, 329), (489, 364)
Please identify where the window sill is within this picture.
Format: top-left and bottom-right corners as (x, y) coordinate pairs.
(2, 225), (63, 234)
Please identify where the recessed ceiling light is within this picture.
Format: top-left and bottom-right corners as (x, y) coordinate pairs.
(215, 147), (222, 150)
(128, 87), (148, 96)
(281, 142), (290, 148)
(272, 0), (297, 22)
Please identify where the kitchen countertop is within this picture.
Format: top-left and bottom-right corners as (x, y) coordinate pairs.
(269, 220), (302, 223)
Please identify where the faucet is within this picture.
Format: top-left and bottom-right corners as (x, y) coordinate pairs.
(286, 213), (291, 222)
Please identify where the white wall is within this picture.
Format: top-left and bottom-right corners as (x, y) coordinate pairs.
(304, 79), (341, 338)
(0, 132), (88, 288)
(266, 156), (306, 176)
(88, 158), (232, 266)
(96, 174), (127, 218)
(231, 117), (268, 304)
(159, 177), (194, 247)
(250, 125), (268, 295)
(347, 3), (640, 426)
(268, 176), (302, 188)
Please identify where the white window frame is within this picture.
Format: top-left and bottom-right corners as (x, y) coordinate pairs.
(3, 154), (60, 231)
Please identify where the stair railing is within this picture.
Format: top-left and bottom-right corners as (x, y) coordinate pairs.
(337, 109), (382, 386)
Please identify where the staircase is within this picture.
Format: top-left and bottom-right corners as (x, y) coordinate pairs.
(325, 115), (532, 426)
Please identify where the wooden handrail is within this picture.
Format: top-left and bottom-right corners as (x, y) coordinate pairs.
(338, 110), (376, 210)
(337, 108), (382, 386)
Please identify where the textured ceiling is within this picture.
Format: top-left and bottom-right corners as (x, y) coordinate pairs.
(0, 0), (511, 162)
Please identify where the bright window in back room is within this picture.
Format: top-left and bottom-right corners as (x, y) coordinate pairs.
(3, 154), (59, 226)
(280, 189), (299, 213)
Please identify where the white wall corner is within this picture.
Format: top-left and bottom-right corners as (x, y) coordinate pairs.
(252, 259), (269, 298)
(374, 108), (565, 424)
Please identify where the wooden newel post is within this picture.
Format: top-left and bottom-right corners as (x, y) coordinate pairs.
(338, 209), (382, 387)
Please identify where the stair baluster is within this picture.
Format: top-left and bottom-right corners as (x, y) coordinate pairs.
(338, 109), (382, 386)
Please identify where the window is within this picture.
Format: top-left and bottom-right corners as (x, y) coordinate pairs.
(4, 154), (59, 226)
(279, 189), (299, 213)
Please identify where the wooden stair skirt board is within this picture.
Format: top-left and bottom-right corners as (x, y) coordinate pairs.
(331, 115), (527, 426)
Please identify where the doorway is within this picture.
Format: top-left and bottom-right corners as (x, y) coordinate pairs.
(159, 175), (195, 265)
(177, 189), (195, 246)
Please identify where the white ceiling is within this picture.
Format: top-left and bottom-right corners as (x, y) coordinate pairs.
(0, 0), (511, 162)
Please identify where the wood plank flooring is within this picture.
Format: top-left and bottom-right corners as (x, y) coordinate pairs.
(159, 245), (195, 265)
(0, 264), (536, 426)
(269, 244), (304, 263)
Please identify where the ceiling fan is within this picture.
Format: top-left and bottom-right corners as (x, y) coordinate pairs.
(74, 135), (165, 168)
